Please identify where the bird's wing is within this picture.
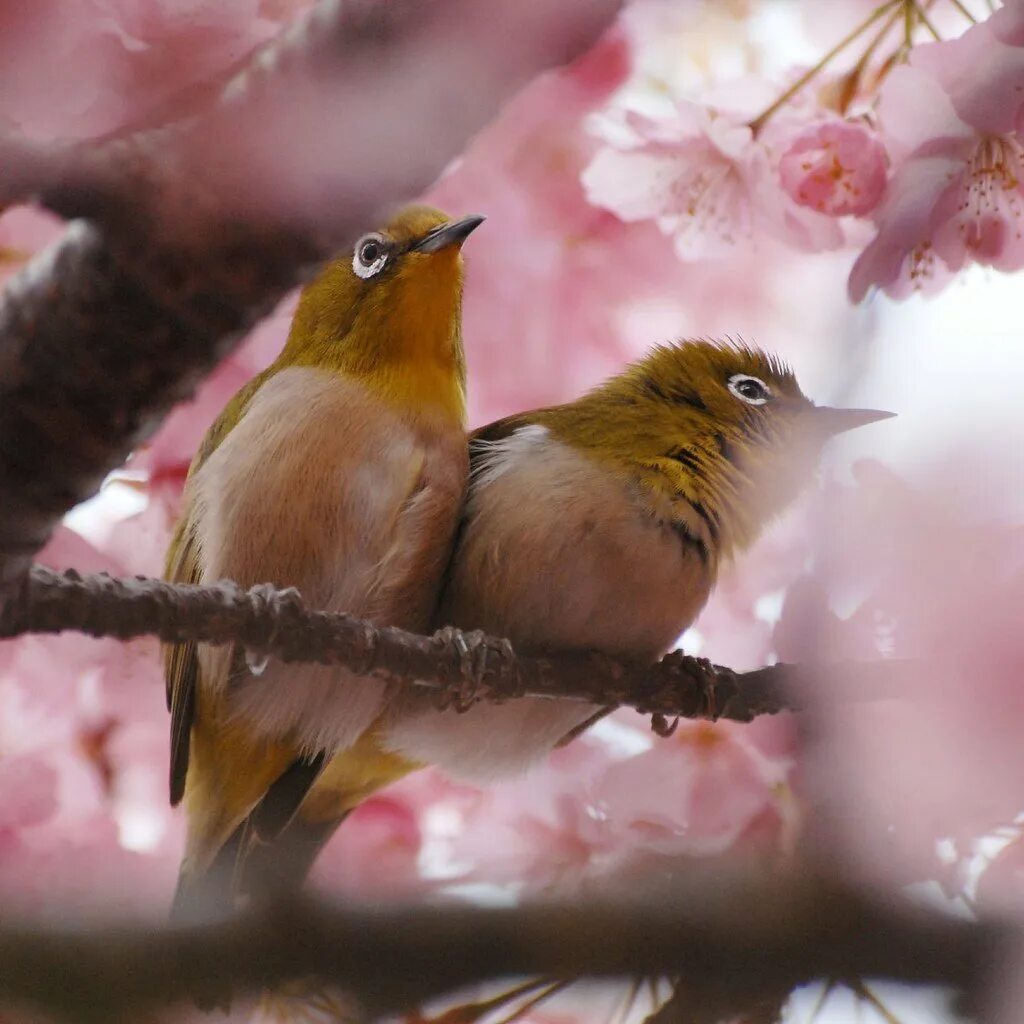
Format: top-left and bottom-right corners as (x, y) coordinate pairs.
(164, 514), (202, 806)
(163, 373), (267, 806)
(469, 410), (540, 447)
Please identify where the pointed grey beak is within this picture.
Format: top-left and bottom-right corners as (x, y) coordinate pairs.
(410, 214), (486, 254)
(815, 406), (896, 436)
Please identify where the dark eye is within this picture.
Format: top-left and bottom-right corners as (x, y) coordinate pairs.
(727, 373), (771, 405)
(352, 232), (389, 279)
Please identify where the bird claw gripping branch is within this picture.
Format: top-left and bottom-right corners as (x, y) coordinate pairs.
(649, 650), (722, 734)
(431, 625), (517, 713)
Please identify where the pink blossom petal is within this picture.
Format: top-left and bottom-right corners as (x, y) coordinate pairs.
(38, 525), (128, 576)
(991, 0), (1024, 46)
(913, 18), (1024, 137)
(779, 120), (887, 217)
(0, 755), (59, 830)
(595, 723), (785, 857)
(582, 146), (693, 225)
(876, 64), (970, 159)
(310, 796), (426, 899)
(848, 155), (961, 301)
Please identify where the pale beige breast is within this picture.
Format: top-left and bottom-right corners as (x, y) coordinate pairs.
(191, 365), (467, 754)
(383, 425), (714, 780)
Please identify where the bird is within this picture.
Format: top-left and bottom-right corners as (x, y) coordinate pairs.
(163, 204), (484, 922)
(256, 338), (892, 890)
(383, 339), (893, 775)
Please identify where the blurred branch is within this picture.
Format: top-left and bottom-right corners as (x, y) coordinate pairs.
(0, 0), (622, 594)
(0, 567), (916, 722)
(0, 866), (999, 1020)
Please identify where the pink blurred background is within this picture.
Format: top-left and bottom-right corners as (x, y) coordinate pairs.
(2, 2), (1023, 1022)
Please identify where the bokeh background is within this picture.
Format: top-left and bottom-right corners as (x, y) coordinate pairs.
(2, 1), (1023, 1022)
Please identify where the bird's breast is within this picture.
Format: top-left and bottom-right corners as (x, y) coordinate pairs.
(382, 425), (714, 781)
(190, 365), (467, 752)
(445, 425), (713, 658)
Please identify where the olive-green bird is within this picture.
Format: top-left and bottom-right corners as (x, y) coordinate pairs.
(163, 205), (483, 921)
(384, 340), (893, 776)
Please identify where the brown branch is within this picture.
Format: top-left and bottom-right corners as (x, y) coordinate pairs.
(0, 0), (622, 594)
(0, 567), (917, 722)
(0, 865), (1002, 1020)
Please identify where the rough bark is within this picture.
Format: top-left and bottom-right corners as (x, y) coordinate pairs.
(0, 567), (917, 723)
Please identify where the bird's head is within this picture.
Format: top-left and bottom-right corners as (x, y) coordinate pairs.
(545, 339), (893, 556)
(279, 205), (485, 421)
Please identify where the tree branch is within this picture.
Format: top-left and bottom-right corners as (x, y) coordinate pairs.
(0, 567), (915, 723)
(0, 0), (622, 593)
(0, 866), (1002, 1020)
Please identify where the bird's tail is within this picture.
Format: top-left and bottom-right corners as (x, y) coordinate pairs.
(169, 820), (251, 926)
(170, 753), (329, 925)
(238, 815), (349, 898)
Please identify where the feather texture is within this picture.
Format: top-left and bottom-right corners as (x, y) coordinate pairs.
(383, 424), (714, 780)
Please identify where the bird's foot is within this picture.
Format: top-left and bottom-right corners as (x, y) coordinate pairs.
(431, 626), (516, 712)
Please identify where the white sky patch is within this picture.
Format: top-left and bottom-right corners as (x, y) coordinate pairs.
(746, 0), (817, 74)
(588, 715), (653, 758)
(117, 806), (166, 853)
(787, 980), (961, 1024)
(64, 477), (148, 546)
(441, 882), (520, 907)
(753, 588), (786, 626)
(678, 626), (704, 655)
(418, 803), (473, 881)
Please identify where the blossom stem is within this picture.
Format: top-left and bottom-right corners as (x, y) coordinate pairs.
(913, 1), (942, 39)
(947, 0), (978, 22)
(904, 0), (916, 47)
(749, 0), (900, 134)
(852, 4), (906, 82)
(492, 980), (573, 1024)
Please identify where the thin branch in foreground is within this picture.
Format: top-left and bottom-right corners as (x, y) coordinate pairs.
(0, 567), (918, 723)
(0, 0), (621, 594)
(0, 867), (1002, 1020)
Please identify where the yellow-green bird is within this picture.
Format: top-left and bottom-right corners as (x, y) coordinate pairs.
(383, 341), (892, 776)
(163, 205), (483, 920)
(256, 340), (892, 892)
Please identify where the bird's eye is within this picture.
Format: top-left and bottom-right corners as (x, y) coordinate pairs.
(727, 374), (771, 405)
(352, 233), (389, 279)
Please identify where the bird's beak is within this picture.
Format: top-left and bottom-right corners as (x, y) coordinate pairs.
(410, 214), (486, 254)
(815, 406), (896, 436)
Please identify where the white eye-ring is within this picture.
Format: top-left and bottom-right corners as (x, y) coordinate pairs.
(352, 232), (390, 279)
(728, 373), (771, 405)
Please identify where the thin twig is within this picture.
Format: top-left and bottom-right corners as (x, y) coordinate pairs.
(903, 0), (916, 47)
(749, 0), (899, 134)
(913, 1), (942, 40)
(947, 0), (978, 23)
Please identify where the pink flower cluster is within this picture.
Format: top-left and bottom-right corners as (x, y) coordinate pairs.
(583, 0), (1024, 301)
(851, 2), (1024, 299)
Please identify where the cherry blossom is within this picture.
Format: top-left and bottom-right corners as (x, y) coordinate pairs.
(850, 11), (1024, 301)
(779, 118), (888, 217)
(593, 719), (795, 860)
(583, 102), (844, 260)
